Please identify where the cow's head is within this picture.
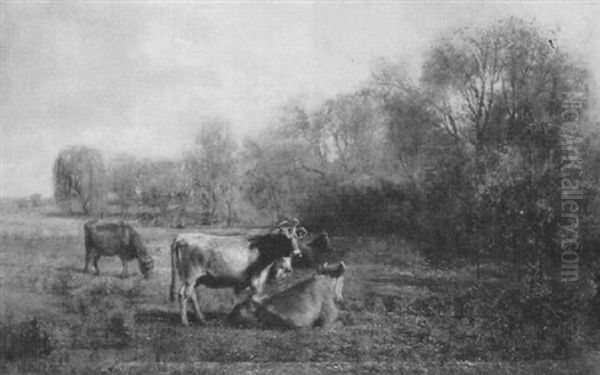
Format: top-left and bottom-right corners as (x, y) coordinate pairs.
(275, 218), (307, 258)
(307, 231), (333, 254)
(138, 256), (155, 279)
(294, 231), (334, 269)
(318, 262), (345, 303)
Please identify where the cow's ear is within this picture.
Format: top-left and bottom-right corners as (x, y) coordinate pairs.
(317, 262), (328, 274)
(296, 227), (308, 239)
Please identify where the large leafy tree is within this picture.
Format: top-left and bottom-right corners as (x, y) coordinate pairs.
(108, 153), (139, 216)
(421, 17), (588, 271)
(137, 158), (188, 224)
(53, 145), (107, 214)
(242, 134), (306, 221)
(185, 118), (238, 225)
(422, 17), (584, 152)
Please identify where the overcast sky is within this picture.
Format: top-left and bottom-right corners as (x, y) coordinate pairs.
(1, 1), (599, 197)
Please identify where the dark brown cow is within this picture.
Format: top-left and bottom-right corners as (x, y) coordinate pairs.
(83, 220), (154, 279)
(294, 231), (334, 268)
(169, 222), (306, 326)
(230, 262), (346, 330)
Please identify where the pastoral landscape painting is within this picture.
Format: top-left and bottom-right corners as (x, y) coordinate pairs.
(1, 2), (600, 374)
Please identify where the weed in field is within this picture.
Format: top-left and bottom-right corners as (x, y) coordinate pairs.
(106, 308), (135, 349)
(0, 318), (53, 360)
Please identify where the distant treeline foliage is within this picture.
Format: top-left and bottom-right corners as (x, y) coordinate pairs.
(52, 18), (599, 273)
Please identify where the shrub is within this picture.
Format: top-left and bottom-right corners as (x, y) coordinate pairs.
(0, 318), (53, 360)
(452, 278), (592, 360)
(106, 309), (135, 349)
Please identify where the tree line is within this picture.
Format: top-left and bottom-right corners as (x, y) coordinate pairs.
(54, 18), (599, 274)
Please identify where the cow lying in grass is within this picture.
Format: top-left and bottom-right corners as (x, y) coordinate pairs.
(83, 220), (154, 279)
(230, 262), (346, 330)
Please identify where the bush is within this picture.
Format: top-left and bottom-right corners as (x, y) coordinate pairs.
(451, 278), (593, 360)
(0, 318), (53, 360)
(106, 309), (135, 349)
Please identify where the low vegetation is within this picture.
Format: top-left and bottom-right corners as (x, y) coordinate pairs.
(0, 207), (598, 373)
(0, 318), (53, 361)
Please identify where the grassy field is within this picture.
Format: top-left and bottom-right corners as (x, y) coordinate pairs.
(0, 204), (597, 374)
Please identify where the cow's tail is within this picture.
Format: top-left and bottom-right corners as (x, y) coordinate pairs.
(83, 221), (95, 254)
(169, 237), (179, 303)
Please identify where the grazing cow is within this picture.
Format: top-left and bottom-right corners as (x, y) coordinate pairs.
(83, 220), (154, 279)
(294, 231), (334, 268)
(169, 222), (306, 326)
(230, 262), (346, 330)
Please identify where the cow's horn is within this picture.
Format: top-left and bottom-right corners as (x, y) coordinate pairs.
(276, 219), (290, 228)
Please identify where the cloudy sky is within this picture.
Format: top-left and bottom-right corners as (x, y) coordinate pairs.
(1, 1), (599, 197)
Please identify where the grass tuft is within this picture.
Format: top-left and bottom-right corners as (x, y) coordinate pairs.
(0, 318), (53, 360)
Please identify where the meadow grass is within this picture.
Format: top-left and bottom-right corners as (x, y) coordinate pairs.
(0, 206), (595, 374)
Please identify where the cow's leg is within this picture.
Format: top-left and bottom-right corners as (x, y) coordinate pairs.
(240, 263), (272, 305)
(179, 283), (204, 326)
(178, 284), (191, 326)
(120, 257), (129, 278)
(232, 285), (252, 307)
(84, 246), (98, 274)
(84, 250), (92, 273)
(189, 287), (204, 324)
(93, 255), (101, 275)
(319, 298), (339, 330)
(233, 275), (264, 308)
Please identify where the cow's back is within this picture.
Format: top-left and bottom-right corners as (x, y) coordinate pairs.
(84, 221), (134, 259)
(172, 233), (258, 284)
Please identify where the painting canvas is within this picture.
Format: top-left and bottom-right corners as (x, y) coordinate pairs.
(1, 1), (599, 374)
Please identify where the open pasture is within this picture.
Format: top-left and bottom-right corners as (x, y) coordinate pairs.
(0, 207), (595, 374)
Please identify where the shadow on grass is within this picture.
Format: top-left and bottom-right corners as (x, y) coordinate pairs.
(136, 308), (227, 326)
(54, 267), (107, 281)
(0, 319), (53, 361)
(55, 265), (86, 274)
(43, 211), (89, 218)
(56, 265), (146, 280)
